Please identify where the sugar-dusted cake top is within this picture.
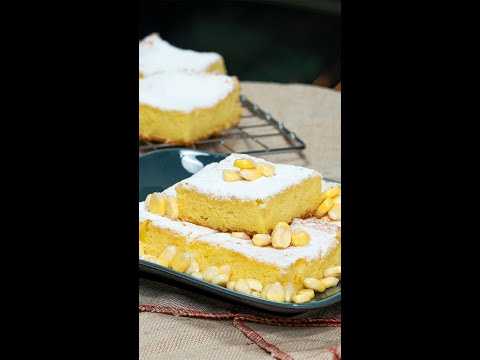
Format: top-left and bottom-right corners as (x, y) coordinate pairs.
(139, 200), (340, 269)
(139, 72), (237, 112)
(175, 154), (321, 201)
(139, 33), (222, 76)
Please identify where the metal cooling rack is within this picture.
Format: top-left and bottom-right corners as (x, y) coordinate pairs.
(139, 95), (306, 155)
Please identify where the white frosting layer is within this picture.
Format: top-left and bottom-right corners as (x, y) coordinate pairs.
(139, 72), (236, 112)
(139, 206), (340, 269)
(175, 154), (321, 201)
(139, 33), (222, 76)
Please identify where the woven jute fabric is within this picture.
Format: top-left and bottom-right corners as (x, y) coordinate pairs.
(139, 82), (341, 359)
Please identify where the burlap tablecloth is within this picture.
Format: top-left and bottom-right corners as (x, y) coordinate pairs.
(139, 82), (341, 359)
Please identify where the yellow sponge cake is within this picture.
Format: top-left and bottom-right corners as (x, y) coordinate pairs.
(139, 33), (226, 77)
(173, 154), (324, 234)
(139, 72), (242, 144)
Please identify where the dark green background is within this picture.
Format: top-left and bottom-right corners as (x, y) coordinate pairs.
(139, 0), (341, 85)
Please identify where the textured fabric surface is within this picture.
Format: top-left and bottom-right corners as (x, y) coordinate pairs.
(139, 82), (341, 359)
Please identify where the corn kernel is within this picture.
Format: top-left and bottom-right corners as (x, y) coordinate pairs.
(255, 162), (276, 177)
(223, 170), (241, 182)
(320, 277), (340, 289)
(291, 231), (310, 246)
(239, 168), (262, 181)
(171, 254), (191, 273)
(315, 198), (334, 218)
(226, 281), (236, 290)
(298, 289), (315, 300)
(160, 246), (177, 262)
(246, 279), (263, 292)
(293, 294), (312, 304)
(272, 226), (291, 249)
(324, 266), (341, 278)
(260, 284), (271, 299)
(266, 283), (286, 302)
(332, 195), (341, 205)
(165, 196), (179, 220)
(143, 255), (169, 268)
(323, 185), (341, 198)
(318, 285), (341, 300)
(303, 278), (326, 292)
(191, 272), (203, 280)
(234, 158), (255, 169)
(328, 204), (341, 221)
(139, 241), (144, 257)
(145, 194), (152, 207)
(211, 274), (230, 286)
(148, 193), (166, 215)
(184, 260), (200, 275)
(251, 291), (261, 298)
(231, 232), (251, 240)
(252, 234), (272, 247)
(203, 266), (220, 282)
(285, 283), (296, 303)
(219, 265), (232, 278)
(234, 279), (252, 295)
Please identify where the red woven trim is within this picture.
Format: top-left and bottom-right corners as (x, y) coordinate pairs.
(233, 318), (294, 360)
(139, 304), (341, 327)
(329, 345), (341, 360)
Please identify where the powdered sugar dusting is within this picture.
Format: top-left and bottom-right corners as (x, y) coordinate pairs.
(139, 33), (221, 76)
(176, 154), (321, 201)
(139, 72), (236, 112)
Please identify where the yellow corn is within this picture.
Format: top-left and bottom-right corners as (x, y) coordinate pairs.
(285, 283), (296, 303)
(252, 234), (272, 247)
(184, 260), (200, 275)
(223, 170), (241, 182)
(145, 194), (152, 207)
(323, 185), (341, 198)
(332, 195), (341, 205)
(297, 288), (315, 300)
(226, 281), (236, 291)
(266, 283), (286, 302)
(211, 274), (230, 286)
(315, 198), (334, 218)
(139, 241), (144, 257)
(251, 291), (261, 298)
(303, 278), (326, 292)
(219, 265), (232, 278)
(272, 225), (291, 249)
(324, 266), (341, 278)
(255, 162), (276, 177)
(191, 272), (203, 280)
(165, 195), (179, 220)
(234, 279), (252, 295)
(203, 266), (220, 282)
(143, 255), (169, 268)
(260, 284), (271, 299)
(148, 193), (166, 215)
(246, 279), (263, 292)
(293, 294), (312, 304)
(273, 222), (290, 232)
(328, 204), (341, 221)
(160, 246), (177, 262)
(171, 253), (191, 273)
(231, 232), (251, 240)
(318, 285), (341, 300)
(320, 277), (340, 289)
(291, 231), (310, 246)
(239, 168), (262, 181)
(234, 158), (255, 169)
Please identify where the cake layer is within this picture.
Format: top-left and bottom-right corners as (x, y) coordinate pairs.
(139, 33), (226, 77)
(139, 202), (340, 289)
(139, 73), (242, 144)
(174, 154), (323, 234)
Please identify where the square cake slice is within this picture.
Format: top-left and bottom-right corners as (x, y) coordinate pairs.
(174, 154), (324, 234)
(139, 72), (242, 144)
(139, 202), (340, 289)
(139, 33), (226, 77)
